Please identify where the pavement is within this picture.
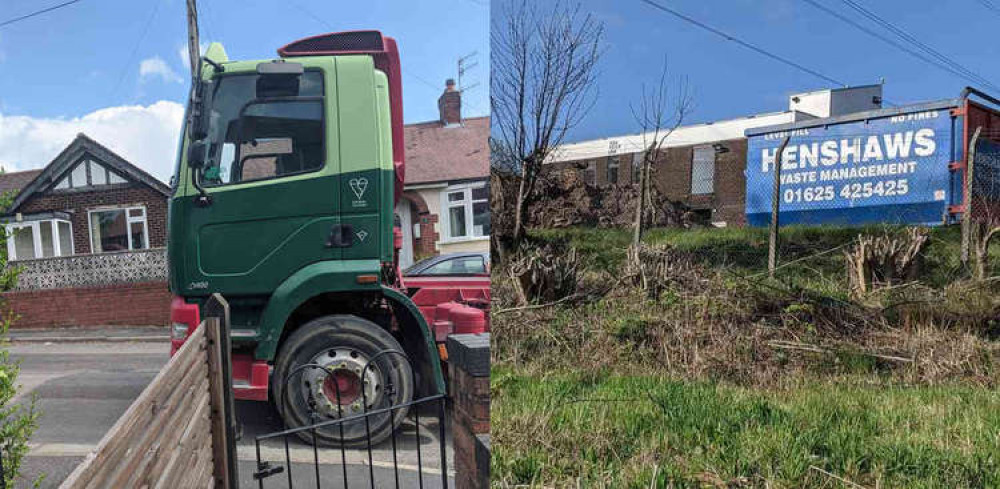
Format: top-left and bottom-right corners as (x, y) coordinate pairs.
(8, 337), (453, 488)
(5, 326), (170, 343)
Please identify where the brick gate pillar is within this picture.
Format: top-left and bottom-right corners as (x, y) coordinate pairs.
(447, 333), (490, 489)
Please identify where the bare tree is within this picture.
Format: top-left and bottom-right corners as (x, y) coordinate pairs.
(491, 0), (604, 250)
(630, 62), (692, 247)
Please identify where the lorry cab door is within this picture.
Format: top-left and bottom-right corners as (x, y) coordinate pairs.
(183, 66), (344, 295)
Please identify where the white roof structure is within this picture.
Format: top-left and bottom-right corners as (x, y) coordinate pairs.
(546, 110), (813, 163)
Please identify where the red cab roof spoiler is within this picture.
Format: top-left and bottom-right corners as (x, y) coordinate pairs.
(278, 30), (406, 201)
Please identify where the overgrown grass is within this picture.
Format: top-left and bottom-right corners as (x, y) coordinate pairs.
(493, 367), (1000, 488)
(496, 225), (1000, 487)
(530, 225), (989, 291)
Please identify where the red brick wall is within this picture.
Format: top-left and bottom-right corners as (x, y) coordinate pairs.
(18, 184), (168, 254)
(415, 212), (440, 257)
(4, 281), (171, 329)
(401, 191), (441, 258)
(447, 334), (490, 489)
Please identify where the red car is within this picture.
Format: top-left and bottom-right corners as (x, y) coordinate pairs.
(402, 252), (490, 351)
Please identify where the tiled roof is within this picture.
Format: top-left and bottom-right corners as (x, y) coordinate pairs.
(0, 170), (43, 197)
(403, 116), (489, 185)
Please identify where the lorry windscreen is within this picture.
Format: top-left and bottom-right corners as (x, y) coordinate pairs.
(200, 71), (325, 186)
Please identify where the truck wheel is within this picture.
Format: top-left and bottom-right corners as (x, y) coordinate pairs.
(273, 315), (414, 447)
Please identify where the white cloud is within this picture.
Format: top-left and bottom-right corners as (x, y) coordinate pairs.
(0, 101), (185, 183)
(139, 57), (183, 84)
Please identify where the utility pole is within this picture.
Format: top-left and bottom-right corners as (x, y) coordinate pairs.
(185, 0), (203, 137)
(186, 0), (200, 80)
(768, 136), (790, 279)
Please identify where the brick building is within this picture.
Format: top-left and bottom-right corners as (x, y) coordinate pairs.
(1, 133), (169, 260)
(1, 134), (171, 328)
(545, 85), (884, 227)
(397, 79), (489, 267)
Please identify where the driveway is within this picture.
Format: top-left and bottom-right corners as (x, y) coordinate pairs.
(9, 338), (453, 488)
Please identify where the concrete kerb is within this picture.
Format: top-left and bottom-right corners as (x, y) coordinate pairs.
(5, 326), (169, 344)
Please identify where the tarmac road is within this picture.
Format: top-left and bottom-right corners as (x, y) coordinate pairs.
(9, 337), (453, 488)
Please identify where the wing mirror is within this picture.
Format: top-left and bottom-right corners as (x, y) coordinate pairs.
(187, 80), (213, 141)
(187, 141), (207, 169)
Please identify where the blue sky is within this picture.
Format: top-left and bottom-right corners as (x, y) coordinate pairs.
(0, 0), (488, 180)
(501, 0), (1000, 144)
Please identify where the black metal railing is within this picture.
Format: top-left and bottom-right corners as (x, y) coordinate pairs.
(252, 350), (449, 488)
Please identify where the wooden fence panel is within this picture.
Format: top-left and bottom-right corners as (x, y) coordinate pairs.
(59, 319), (230, 489)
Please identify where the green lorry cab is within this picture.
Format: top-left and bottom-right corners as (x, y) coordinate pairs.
(168, 31), (443, 446)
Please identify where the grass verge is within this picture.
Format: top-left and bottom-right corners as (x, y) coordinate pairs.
(495, 225), (1000, 487)
(493, 367), (1000, 488)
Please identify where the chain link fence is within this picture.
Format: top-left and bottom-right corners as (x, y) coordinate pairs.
(968, 130), (1000, 225)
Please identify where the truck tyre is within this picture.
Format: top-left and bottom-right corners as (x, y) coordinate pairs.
(273, 315), (414, 447)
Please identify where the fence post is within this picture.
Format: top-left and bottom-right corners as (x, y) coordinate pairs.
(768, 136), (790, 278)
(203, 294), (238, 489)
(962, 127), (982, 266)
(447, 333), (490, 489)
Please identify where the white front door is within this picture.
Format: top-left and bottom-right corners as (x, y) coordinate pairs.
(394, 201), (414, 269)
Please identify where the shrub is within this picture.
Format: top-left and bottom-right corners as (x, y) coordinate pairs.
(0, 190), (39, 487)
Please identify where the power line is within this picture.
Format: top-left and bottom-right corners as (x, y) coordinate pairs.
(108, 0), (166, 102)
(840, 0), (994, 87)
(406, 70), (443, 92)
(638, 0), (847, 87)
(801, 0), (993, 92)
(0, 0), (82, 29)
(285, 0), (469, 106)
(976, 0), (1000, 16)
(838, 0), (1000, 93)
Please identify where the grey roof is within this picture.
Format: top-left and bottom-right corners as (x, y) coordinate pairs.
(8, 133), (170, 213)
(0, 170), (43, 196)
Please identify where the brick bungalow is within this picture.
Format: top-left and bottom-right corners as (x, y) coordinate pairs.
(397, 79), (489, 268)
(2, 133), (170, 258)
(1, 133), (171, 328)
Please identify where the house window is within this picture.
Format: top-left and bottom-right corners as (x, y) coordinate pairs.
(583, 161), (596, 186)
(5, 219), (74, 261)
(442, 183), (489, 241)
(54, 160), (124, 190)
(88, 206), (148, 253)
(606, 155), (620, 185)
(691, 146), (715, 194)
(631, 152), (644, 184)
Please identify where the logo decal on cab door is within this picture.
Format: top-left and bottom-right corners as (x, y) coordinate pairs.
(349, 177), (368, 199)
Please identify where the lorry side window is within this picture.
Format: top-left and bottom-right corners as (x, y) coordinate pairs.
(202, 71), (325, 187)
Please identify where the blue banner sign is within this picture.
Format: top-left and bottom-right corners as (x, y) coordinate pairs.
(746, 109), (955, 226)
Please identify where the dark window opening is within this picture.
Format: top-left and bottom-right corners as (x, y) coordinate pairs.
(201, 71), (325, 187)
(606, 155), (620, 185)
